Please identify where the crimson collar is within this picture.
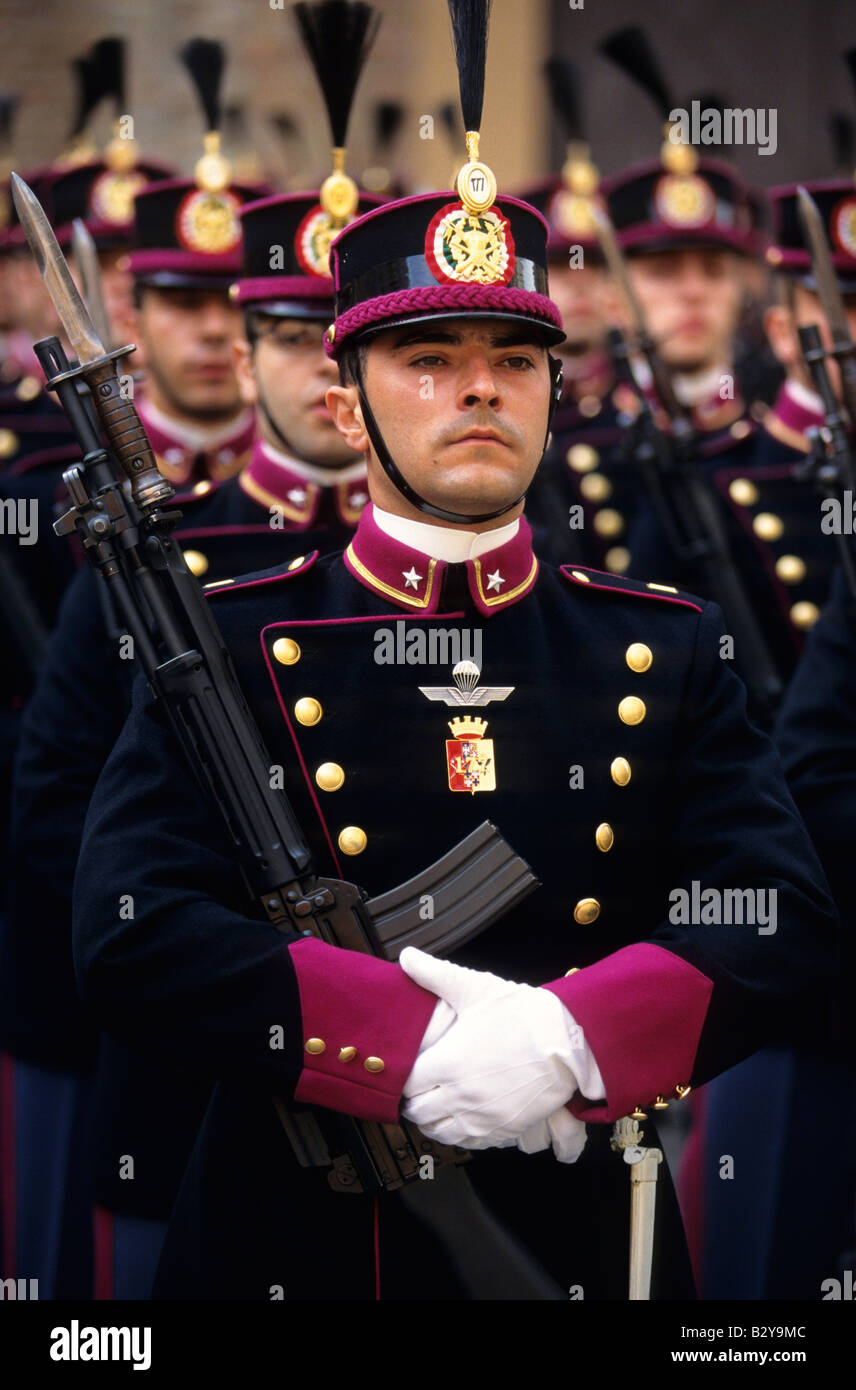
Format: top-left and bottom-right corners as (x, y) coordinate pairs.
(137, 396), (256, 486)
(762, 381), (824, 454)
(343, 505), (539, 616)
(238, 439), (369, 526)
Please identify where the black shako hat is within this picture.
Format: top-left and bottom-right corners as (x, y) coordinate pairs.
(767, 180), (856, 293)
(326, 190), (564, 356)
(232, 190), (385, 319)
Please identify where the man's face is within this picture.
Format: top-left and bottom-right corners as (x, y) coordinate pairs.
(624, 247), (744, 373)
(548, 260), (612, 354)
(234, 316), (352, 467)
(326, 318), (552, 524)
(133, 285), (243, 422)
(765, 283), (856, 399)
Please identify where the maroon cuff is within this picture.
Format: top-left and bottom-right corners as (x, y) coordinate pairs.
(543, 944), (713, 1122)
(288, 937), (438, 1122)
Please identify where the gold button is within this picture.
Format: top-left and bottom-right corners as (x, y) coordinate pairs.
(674, 1083), (692, 1099)
(338, 825), (367, 856)
(574, 897), (600, 925)
(564, 967), (580, 976)
(625, 642), (653, 673)
(0, 428), (19, 457)
(605, 546), (630, 574)
(630, 1105), (647, 1120)
(595, 822), (614, 852)
(766, 245), (783, 265)
(728, 477), (759, 507)
(647, 582), (678, 593)
(273, 637), (301, 665)
(15, 375), (40, 402)
(653, 1096), (670, 1109)
(570, 569), (590, 583)
(364, 1056), (385, 1073)
(610, 756), (631, 786)
(338, 1046), (357, 1062)
(790, 600), (820, 630)
(567, 443), (598, 472)
(294, 697), (322, 726)
(578, 394), (601, 418)
(618, 696), (646, 725)
(304, 1037), (325, 1055)
(730, 419), (752, 440)
(776, 554), (806, 585)
(315, 761), (345, 792)
(288, 555), (306, 570)
(593, 508), (625, 538)
(183, 549), (209, 577)
(192, 479), (213, 495)
(580, 472), (612, 502)
(753, 511), (784, 542)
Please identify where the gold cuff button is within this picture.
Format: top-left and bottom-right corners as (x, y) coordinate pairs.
(595, 822), (614, 852)
(304, 1038), (326, 1055)
(338, 826), (367, 856)
(653, 1096), (669, 1109)
(625, 642), (653, 673)
(294, 697), (323, 726)
(618, 696), (646, 725)
(183, 549), (209, 577)
(574, 897), (600, 925)
(338, 1046), (357, 1063)
(273, 637), (301, 665)
(674, 1083), (692, 1099)
(647, 582), (678, 594)
(610, 756), (631, 786)
(288, 555), (306, 570)
(364, 1056), (385, 1073)
(315, 762), (345, 792)
(564, 967), (580, 976)
(630, 1105), (647, 1120)
(570, 569), (591, 583)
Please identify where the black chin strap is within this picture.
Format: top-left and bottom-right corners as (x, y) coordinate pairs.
(256, 381), (303, 458)
(353, 352), (564, 525)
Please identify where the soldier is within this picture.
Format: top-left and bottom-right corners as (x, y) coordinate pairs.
(68, 2), (837, 1301)
(518, 59), (626, 567)
(675, 177), (856, 1301)
(0, 7), (381, 1300)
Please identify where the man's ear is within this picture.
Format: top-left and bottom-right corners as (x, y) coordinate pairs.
(233, 338), (258, 407)
(326, 384), (369, 455)
(764, 304), (801, 371)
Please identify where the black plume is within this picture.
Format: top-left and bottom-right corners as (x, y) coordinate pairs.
(70, 36), (126, 136)
(830, 112), (854, 173)
(294, 1), (381, 147)
(374, 100), (404, 149)
(545, 57), (584, 143)
(691, 91), (727, 121)
(447, 0), (492, 132)
(180, 39), (226, 132)
(0, 95), (18, 154)
(845, 48), (856, 96)
(599, 26), (673, 118)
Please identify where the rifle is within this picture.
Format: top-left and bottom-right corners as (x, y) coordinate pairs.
(795, 187), (856, 605)
(12, 173), (564, 1299)
(593, 204), (783, 721)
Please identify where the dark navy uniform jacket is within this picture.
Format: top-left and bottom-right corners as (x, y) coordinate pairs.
(71, 504), (837, 1298)
(2, 438), (367, 1220)
(626, 383), (836, 688)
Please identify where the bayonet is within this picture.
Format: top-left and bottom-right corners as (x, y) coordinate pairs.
(71, 217), (113, 353)
(796, 185), (856, 431)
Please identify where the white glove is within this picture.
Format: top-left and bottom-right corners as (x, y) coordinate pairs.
(400, 949), (601, 1162)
